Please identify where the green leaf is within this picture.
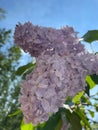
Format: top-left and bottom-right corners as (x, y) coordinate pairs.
(36, 111), (62, 130)
(88, 110), (94, 118)
(70, 112), (82, 130)
(81, 95), (91, 105)
(86, 75), (96, 89)
(72, 91), (84, 104)
(85, 84), (90, 96)
(54, 119), (62, 130)
(8, 109), (21, 117)
(93, 98), (98, 100)
(64, 108), (82, 130)
(95, 105), (98, 112)
(64, 109), (72, 122)
(82, 30), (98, 43)
(9, 45), (21, 54)
(16, 62), (36, 76)
(75, 108), (92, 130)
(65, 96), (74, 107)
(21, 120), (35, 130)
(90, 74), (98, 84)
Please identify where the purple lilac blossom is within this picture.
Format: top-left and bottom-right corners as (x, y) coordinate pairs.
(14, 22), (98, 125)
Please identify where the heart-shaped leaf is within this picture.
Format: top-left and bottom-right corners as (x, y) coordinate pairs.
(82, 30), (98, 43)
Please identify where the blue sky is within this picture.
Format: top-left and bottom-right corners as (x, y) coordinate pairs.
(0, 0), (98, 33)
(0, 0), (98, 51)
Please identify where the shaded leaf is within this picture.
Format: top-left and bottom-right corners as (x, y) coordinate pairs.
(95, 105), (98, 112)
(54, 119), (62, 130)
(82, 30), (98, 43)
(8, 109), (21, 117)
(85, 84), (90, 96)
(65, 96), (74, 107)
(36, 111), (62, 130)
(93, 98), (98, 100)
(16, 62), (36, 76)
(70, 112), (82, 130)
(90, 74), (98, 84)
(81, 95), (91, 105)
(64, 108), (82, 130)
(64, 109), (72, 122)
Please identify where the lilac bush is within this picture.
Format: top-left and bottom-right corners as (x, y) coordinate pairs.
(14, 22), (98, 125)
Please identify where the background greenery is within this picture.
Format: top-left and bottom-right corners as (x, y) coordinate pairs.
(0, 8), (23, 130)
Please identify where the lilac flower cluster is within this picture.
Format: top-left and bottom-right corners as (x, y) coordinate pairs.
(14, 22), (98, 125)
(14, 22), (84, 57)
